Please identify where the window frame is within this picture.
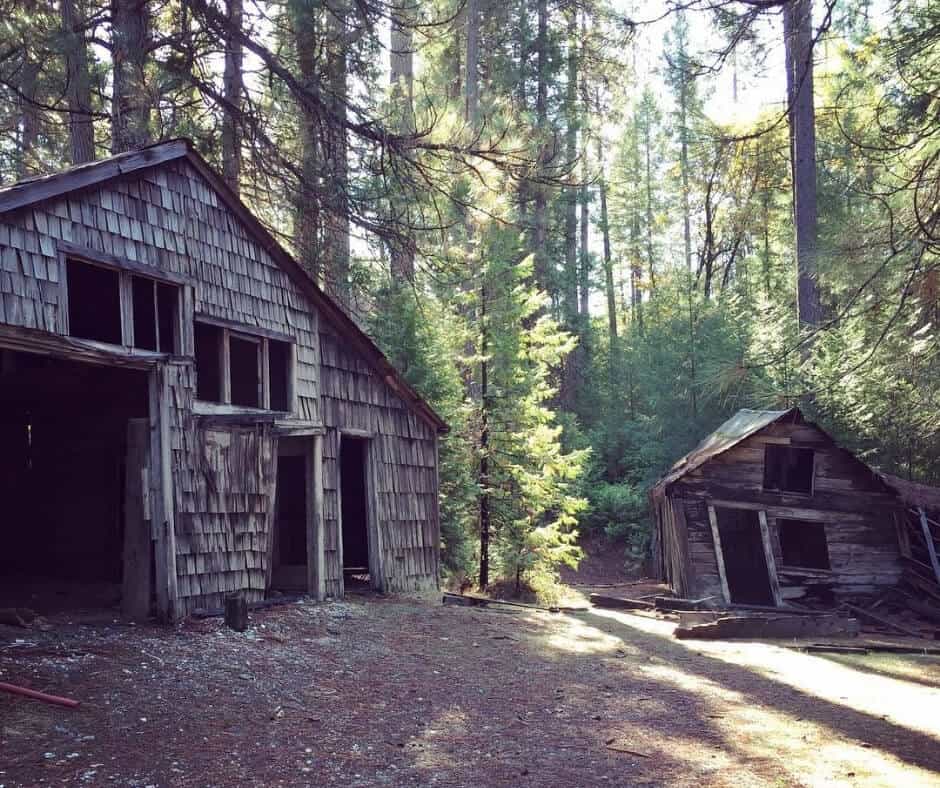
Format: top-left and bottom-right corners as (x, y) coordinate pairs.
(777, 517), (832, 571)
(762, 443), (816, 496)
(58, 242), (187, 355)
(193, 314), (296, 414)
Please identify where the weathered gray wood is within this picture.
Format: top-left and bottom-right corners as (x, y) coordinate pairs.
(311, 433), (326, 600)
(58, 240), (194, 286)
(675, 614), (860, 640)
(193, 311), (295, 343)
(707, 505), (732, 605)
(122, 418), (152, 620)
(918, 507), (940, 584)
(757, 510), (783, 606)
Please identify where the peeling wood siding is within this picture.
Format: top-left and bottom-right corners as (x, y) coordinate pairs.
(320, 327), (439, 596)
(661, 422), (903, 602)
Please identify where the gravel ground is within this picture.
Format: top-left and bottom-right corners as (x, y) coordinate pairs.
(2, 595), (940, 788)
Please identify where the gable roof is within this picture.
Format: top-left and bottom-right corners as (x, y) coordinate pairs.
(651, 408), (800, 499)
(0, 139), (447, 434)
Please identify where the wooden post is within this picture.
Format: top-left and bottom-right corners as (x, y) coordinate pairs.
(707, 505), (732, 605)
(122, 418), (151, 619)
(308, 434), (326, 601)
(757, 510), (783, 607)
(919, 507), (940, 584)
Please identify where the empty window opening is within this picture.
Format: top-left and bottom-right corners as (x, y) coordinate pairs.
(271, 451), (308, 592)
(268, 339), (292, 412)
(779, 519), (831, 569)
(763, 445), (815, 494)
(230, 335), (260, 407)
(341, 437), (370, 585)
(0, 350), (149, 615)
(156, 282), (178, 353)
(67, 259), (122, 344)
(714, 507), (775, 606)
(194, 322), (223, 401)
(132, 276), (158, 350)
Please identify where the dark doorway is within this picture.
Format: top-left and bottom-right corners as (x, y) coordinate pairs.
(340, 437), (370, 585)
(271, 445), (308, 592)
(714, 507), (775, 606)
(0, 349), (149, 614)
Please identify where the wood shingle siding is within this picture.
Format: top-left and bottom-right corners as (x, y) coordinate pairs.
(0, 140), (444, 620)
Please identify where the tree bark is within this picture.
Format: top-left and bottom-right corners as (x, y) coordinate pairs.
(292, 0), (321, 278)
(578, 12), (590, 319)
(110, 0), (152, 153)
(221, 0), (244, 193)
(389, 2), (415, 281)
(322, 1), (350, 303)
(563, 9), (578, 324)
(465, 0), (480, 126)
(16, 58), (40, 177)
(532, 0), (548, 291)
(61, 0), (96, 164)
(784, 0), (823, 336)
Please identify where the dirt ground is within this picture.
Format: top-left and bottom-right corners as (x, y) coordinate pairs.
(2, 591), (940, 788)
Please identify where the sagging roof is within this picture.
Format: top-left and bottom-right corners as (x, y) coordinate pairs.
(651, 408), (799, 499)
(879, 473), (940, 513)
(0, 139), (447, 434)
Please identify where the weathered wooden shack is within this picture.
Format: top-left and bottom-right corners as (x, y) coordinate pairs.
(650, 408), (911, 607)
(0, 139), (445, 621)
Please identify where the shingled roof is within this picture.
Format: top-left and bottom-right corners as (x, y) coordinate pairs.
(0, 139), (447, 433)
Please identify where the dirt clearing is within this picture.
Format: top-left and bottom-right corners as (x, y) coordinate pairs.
(2, 596), (939, 787)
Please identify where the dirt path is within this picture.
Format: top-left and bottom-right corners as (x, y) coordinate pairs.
(2, 597), (939, 787)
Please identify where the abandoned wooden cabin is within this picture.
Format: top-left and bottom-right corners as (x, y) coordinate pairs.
(0, 139), (445, 621)
(650, 408), (923, 608)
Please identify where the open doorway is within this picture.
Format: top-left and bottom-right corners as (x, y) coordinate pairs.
(271, 439), (310, 592)
(0, 349), (149, 615)
(340, 437), (371, 590)
(713, 507), (776, 606)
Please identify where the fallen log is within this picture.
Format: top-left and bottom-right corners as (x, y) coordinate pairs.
(653, 596), (718, 612)
(0, 682), (80, 708)
(442, 592), (586, 614)
(675, 614), (860, 640)
(589, 594), (655, 611)
(803, 642), (940, 656)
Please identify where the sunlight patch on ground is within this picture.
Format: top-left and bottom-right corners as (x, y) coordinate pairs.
(555, 609), (940, 786)
(543, 612), (629, 655)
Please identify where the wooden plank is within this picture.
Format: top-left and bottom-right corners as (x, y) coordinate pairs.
(311, 433), (326, 600)
(843, 602), (924, 639)
(590, 594), (656, 610)
(918, 507), (940, 584)
(122, 419), (152, 620)
(0, 141), (189, 214)
(194, 311), (295, 343)
(758, 509), (783, 606)
(675, 614), (860, 640)
(58, 240), (194, 286)
(707, 505), (732, 605)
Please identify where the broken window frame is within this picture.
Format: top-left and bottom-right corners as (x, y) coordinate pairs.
(777, 518), (832, 571)
(762, 444), (816, 496)
(193, 315), (296, 413)
(59, 244), (185, 355)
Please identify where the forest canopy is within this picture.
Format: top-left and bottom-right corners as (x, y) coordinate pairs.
(2, 0), (938, 596)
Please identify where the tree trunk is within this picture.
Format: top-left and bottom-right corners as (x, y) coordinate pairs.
(643, 112), (656, 292)
(578, 12), (590, 319)
(532, 0), (548, 291)
(679, 68), (692, 278)
(784, 0), (823, 336)
(478, 281), (490, 590)
(61, 0), (95, 164)
(563, 9), (578, 324)
(389, 3), (415, 281)
(221, 0), (244, 193)
(111, 0), (152, 153)
(465, 0), (480, 125)
(597, 136), (616, 343)
(322, 2), (350, 304)
(16, 58), (40, 177)
(292, 0), (321, 278)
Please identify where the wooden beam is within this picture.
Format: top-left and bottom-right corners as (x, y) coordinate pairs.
(312, 433), (326, 601)
(0, 323), (160, 369)
(58, 241), (195, 286)
(194, 312), (295, 344)
(919, 507), (940, 584)
(707, 505), (732, 605)
(0, 140), (189, 214)
(122, 419), (152, 620)
(758, 510), (783, 607)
